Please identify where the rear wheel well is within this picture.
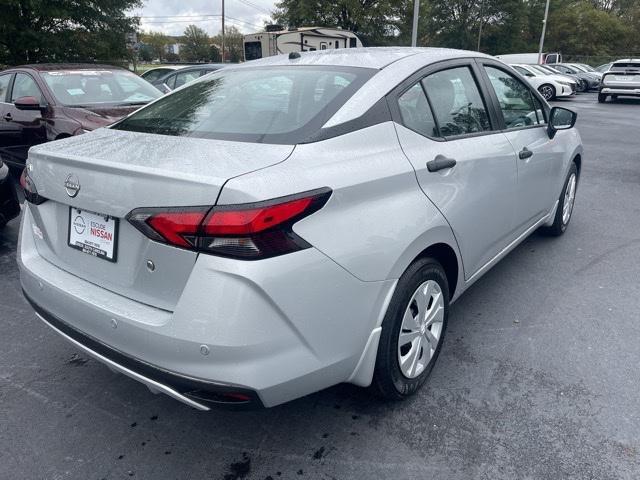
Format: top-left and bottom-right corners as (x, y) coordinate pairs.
(414, 243), (459, 299)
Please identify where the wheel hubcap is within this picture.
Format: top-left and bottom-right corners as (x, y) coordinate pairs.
(562, 173), (577, 225)
(541, 86), (553, 99)
(398, 280), (445, 379)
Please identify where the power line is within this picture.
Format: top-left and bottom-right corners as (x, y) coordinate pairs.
(235, 0), (272, 15)
(135, 13), (262, 28)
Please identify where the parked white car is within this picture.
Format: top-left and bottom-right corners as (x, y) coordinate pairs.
(511, 64), (577, 100)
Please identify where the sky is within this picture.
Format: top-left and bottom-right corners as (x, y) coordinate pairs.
(130, 0), (277, 37)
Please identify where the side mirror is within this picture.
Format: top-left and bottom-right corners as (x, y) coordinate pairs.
(547, 106), (577, 139)
(14, 96), (44, 111)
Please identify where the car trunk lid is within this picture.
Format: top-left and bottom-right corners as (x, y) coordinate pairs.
(26, 128), (294, 311)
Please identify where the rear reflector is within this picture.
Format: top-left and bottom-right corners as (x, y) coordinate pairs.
(127, 188), (331, 259)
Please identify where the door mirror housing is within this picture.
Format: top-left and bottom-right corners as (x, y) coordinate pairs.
(14, 96), (44, 111)
(547, 106), (577, 139)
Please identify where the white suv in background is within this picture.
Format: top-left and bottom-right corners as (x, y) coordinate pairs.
(599, 59), (640, 103)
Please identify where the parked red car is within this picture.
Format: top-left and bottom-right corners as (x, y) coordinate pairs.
(0, 64), (162, 169)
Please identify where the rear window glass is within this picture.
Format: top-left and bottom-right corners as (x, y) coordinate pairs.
(113, 66), (374, 144)
(611, 62), (640, 70)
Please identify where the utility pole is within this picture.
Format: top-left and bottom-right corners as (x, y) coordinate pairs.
(221, 0), (225, 62)
(537, 0), (550, 64)
(477, 0), (485, 52)
(411, 0), (420, 47)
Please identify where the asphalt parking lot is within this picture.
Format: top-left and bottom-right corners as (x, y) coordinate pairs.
(1, 92), (640, 480)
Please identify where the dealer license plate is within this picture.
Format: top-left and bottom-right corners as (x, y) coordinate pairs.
(68, 207), (118, 262)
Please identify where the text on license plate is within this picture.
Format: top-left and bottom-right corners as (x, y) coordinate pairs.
(68, 208), (118, 262)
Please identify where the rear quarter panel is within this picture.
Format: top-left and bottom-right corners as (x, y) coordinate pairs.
(217, 122), (463, 286)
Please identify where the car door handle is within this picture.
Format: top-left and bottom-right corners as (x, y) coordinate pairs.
(518, 147), (534, 160)
(3, 113), (12, 121)
(427, 155), (457, 172)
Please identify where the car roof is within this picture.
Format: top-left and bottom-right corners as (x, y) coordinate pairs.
(6, 63), (127, 72)
(241, 47), (492, 70)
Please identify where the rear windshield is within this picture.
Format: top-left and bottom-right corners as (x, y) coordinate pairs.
(113, 66), (374, 144)
(611, 62), (640, 71)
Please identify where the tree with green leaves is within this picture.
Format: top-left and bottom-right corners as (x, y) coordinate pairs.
(213, 26), (244, 62)
(182, 25), (210, 62)
(140, 31), (170, 62)
(272, 0), (404, 46)
(0, 0), (141, 65)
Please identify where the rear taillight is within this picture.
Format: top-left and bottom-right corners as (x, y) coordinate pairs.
(126, 188), (331, 259)
(20, 167), (47, 205)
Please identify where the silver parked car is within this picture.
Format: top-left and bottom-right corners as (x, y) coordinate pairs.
(18, 48), (582, 409)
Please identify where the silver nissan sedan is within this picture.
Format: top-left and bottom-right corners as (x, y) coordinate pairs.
(18, 48), (582, 409)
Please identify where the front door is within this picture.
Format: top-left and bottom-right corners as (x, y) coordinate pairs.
(0, 73), (20, 167)
(479, 63), (564, 230)
(4, 72), (48, 166)
(393, 63), (519, 279)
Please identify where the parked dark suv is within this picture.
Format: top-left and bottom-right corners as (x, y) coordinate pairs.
(0, 64), (162, 169)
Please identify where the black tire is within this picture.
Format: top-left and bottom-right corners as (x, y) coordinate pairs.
(540, 162), (578, 237)
(577, 80), (586, 93)
(372, 257), (449, 400)
(538, 84), (556, 101)
(598, 92), (607, 103)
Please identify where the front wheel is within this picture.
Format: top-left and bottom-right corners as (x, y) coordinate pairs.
(538, 84), (556, 101)
(540, 162), (578, 237)
(598, 92), (607, 103)
(372, 258), (449, 400)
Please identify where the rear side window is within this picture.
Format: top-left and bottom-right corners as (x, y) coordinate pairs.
(114, 66), (374, 144)
(174, 70), (201, 88)
(0, 74), (11, 102)
(11, 73), (43, 103)
(398, 83), (437, 137)
(484, 66), (545, 128)
(422, 67), (491, 137)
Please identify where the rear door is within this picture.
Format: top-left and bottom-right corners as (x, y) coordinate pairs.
(478, 61), (564, 230)
(392, 60), (519, 278)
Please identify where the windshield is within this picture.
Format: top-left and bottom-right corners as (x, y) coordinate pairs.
(542, 65), (562, 74)
(113, 66), (374, 144)
(530, 65), (549, 75)
(43, 69), (162, 106)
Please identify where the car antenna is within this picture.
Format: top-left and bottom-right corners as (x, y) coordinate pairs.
(289, 51), (301, 60)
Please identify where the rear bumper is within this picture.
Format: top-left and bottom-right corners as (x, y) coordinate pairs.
(24, 291), (262, 410)
(19, 205), (395, 408)
(600, 87), (640, 96)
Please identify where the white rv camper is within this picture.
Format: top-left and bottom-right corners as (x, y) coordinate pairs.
(244, 26), (363, 61)
(495, 52), (563, 65)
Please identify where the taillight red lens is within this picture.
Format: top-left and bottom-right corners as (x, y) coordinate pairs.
(20, 167), (47, 205)
(126, 188), (331, 260)
(147, 211), (206, 247)
(203, 197), (313, 235)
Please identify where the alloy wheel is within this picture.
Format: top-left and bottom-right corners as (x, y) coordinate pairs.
(540, 85), (555, 100)
(562, 173), (577, 225)
(397, 280), (445, 379)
